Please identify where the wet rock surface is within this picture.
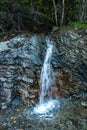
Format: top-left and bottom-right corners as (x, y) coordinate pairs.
(51, 29), (87, 98)
(0, 34), (46, 104)
(0, 96), (87, 130)
(0, 29), (87, 104)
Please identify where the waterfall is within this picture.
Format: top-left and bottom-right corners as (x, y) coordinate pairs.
(33, 38), (59, 115)
(40, 39), (53, 103)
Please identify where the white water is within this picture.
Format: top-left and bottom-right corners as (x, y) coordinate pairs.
(33, 99), (59, 115)
(33, 39), (60, 115)
(23, 38), (60, 116)
(40, 39), (53, 104)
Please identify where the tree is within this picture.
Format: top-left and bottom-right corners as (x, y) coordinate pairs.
(79, 0), (87, 21)
(53, 0), (58, 26)
(0, 0), (86, 32)
(61, 0), (65, 25)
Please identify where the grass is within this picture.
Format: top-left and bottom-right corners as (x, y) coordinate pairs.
(53, 21), (87, 34)
(68, 21), (87, 29)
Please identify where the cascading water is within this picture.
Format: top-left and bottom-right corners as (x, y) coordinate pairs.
(33, 38), (59, 115)
(40, 39), (53, 104)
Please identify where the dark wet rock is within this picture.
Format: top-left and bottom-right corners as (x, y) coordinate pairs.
(12, 96), (23, 108)
(0, 34), (46, 104)
(50, 29), (87, 98)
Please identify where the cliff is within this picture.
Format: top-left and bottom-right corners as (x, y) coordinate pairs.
(0, 28), (87, 106)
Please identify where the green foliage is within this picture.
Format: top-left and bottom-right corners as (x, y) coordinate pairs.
(0, 0), (86, 32)
(53, 21), (87, 34)
(68, 21), (87, 28)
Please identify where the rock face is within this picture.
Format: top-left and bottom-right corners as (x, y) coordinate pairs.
(51, 29), (87, 98)
(0, 29), (87, 105)
(0, 34), (46, 104)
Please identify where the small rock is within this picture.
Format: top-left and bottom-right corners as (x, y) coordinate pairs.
(81, 102), (87, 107)
(11, 116), (16, 120)
(0, 103), (8, 110)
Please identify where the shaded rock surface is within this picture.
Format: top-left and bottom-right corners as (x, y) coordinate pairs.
(51, 29), (87, 98)
(0, 97), (87, 130)
(0, 29), (87, 105)
(0, 34), (46, 105)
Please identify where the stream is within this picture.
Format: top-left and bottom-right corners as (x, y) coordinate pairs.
(0, 96), (87, 130)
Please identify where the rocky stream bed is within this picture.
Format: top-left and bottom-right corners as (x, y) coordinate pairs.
(0, 95), (87, 130)
(0, 28), (87, 130)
